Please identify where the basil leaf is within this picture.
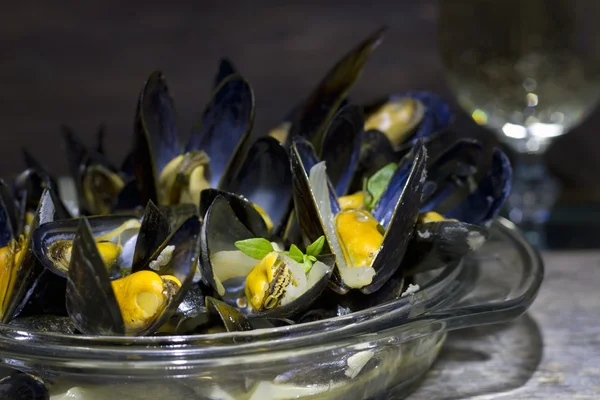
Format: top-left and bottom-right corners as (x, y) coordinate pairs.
(288, 244), (304, 263)
(306, 235), (325, 257)
(302, 254), (314, 273)
(366, 163), (397, 209)
(234, 238), (274, 260)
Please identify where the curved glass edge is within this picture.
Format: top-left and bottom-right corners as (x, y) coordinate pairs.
(0, 217), (543, 366)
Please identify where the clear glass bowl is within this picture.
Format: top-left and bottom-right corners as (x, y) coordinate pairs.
(0, 217), (543, 400)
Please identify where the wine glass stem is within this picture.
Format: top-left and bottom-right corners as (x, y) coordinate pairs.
(505, 151), (560, 249)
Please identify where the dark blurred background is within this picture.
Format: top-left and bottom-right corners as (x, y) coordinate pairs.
(1, 0), (599, 203)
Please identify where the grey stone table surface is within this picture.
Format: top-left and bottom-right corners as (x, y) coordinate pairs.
(408, 251), (600, 400)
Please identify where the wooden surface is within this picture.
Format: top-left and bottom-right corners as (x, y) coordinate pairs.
(1, 0), (600, 199)
(410, 251), (600, 400)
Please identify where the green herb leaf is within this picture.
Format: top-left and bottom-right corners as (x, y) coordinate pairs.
(234, 238), (274, 260)
(302, 254), (314, 273)
(366, 163), (397, 209)
(308, 255), (317, 262)
(306, 235), (325, 257)
(288, 244), (304, 263)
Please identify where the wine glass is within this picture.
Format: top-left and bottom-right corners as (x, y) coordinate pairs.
(437, 0), (600, 247)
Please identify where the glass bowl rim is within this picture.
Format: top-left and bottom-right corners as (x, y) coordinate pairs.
(0, 217), (543, 363)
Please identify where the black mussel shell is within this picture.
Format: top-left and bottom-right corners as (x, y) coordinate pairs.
(321, 105), (364, 197)
(286, 26), (387, 153)
(420, 138), (484, 213)
(361, 140), (427, 293)
(0, 370), (48, 400)
(136, 215), (200, 335)
(62, 125), (124, 215)
(0, 188), (47, 323)
(0, 180), (20, 242)
(186, 74), (255, 190)
(200, 195), (256, 304)
(65, 218), (126, 335)
(135, 71), (181, 181)
(201, 195), (334, 318)
(33, 214), (141, 278)
(133, 71), (180, 206)
(348, 129), (399, 194)
(206, 296), (252, 332)
(65, 215), (199, 336)
(95, 123), (107, 155)
(158, 203), (198, 232)
(214, 58), (238, 89)
(131, 201), (170, 272)
(199, 188), (269, 238)
(219, 136), (292, 235)
(13, 168), (71, 223)
(291, 136), (426, 294)
(444, 148), (512, 226)
(401, 221), (489, 274)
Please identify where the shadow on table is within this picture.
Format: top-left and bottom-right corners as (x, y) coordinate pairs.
(402, 312), (543, 399)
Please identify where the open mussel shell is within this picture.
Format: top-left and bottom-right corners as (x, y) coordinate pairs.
(401, 221), (489, 275)
(186, 73), (255, 189)
(362, 91), (452, 148)
(199, 188), (269, 238)
(65, 215), (199, 336)
(200, 195), (334, 318)
(419, 137), (484, 213)
(219, 136), (292, 235)
(286, 26), (387, 153)
(13, 168), (72, 224)
(290, 137), (427, 294)
(0, 188), (48, 323)
(443, 148), (512, 226)
(134, 215), (200, 335)
(62, 125), (125, 215)
(32, 214), (141, 278)
(0, 369), (48, 400)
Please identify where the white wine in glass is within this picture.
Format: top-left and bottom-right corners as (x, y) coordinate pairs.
(437, 0), (600, 246)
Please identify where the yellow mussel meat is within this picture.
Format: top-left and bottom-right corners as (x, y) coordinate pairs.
(335, 209), (384, 268)
(245, 252), (292, 312)
(111, 270), (181, 334)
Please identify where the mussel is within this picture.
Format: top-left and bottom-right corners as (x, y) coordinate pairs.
(64, 209), (199, 335)
(0, 183), (51, 323)
(362, 91), (452, 148)
(133, 70), (255, 208)
(200, 195), (334, 317)
(290, 136), (426, 294)
(63, 125), (128, 216)
(33, 215), (141, 278)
